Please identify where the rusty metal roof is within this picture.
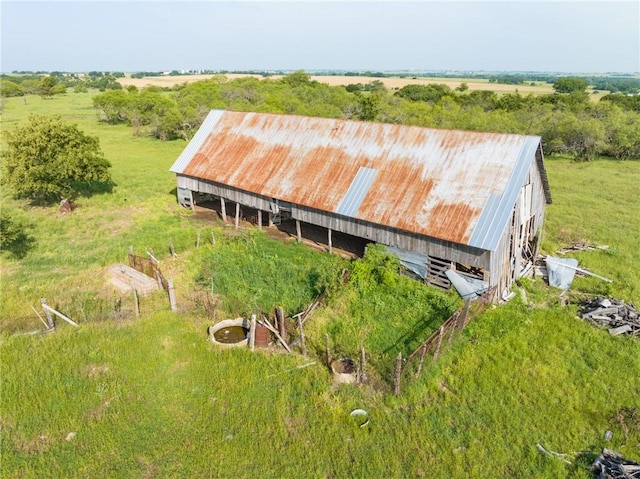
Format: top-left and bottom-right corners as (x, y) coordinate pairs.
(170, 110), (545, 251)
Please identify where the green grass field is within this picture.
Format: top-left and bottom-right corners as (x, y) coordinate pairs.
(1, 92), (639, 478)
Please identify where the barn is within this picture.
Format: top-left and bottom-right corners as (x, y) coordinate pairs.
(170, 110), (551, 300)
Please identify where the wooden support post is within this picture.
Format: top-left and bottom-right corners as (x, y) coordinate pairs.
(234, 203), (240, 230)
(196, 232), (200, 248)
(275, 306), (285, 339)
(131, 284), (140, 317)
(41, 301), (78, 327)
(260, 317), (291, 352)
(168, 279), (177, 312)
(297, 314), (307, 357)
(31, 305), (49, 330)
(325, 333), (331, 368)
(296, 220), (301, 243)
(434, 326), (445, 361)
(41, 298), (55, 331)
(327, 228), (332, 254)
(268, 212), (273, 227)
(359, 347), (367, 383)
(415, 342), (429, 378)
(211, 229), (215, 245)
(250, 314), (256, 352)
(220, 197), (227, 222)
(394, 352), (402, 396)
(257, 210), (262, 231)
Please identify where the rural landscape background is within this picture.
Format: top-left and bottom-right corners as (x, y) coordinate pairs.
(2, 0), (639, 477)
(1, 67), (639, 478)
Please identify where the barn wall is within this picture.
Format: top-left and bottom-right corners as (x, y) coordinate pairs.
(292, 204), (491, 269)
(490, 151), (549, 296)
(177, 154), (548, 295)
(177, 176), (274, 211)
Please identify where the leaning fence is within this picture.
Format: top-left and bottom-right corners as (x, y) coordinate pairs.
(393, 286), (498, 395)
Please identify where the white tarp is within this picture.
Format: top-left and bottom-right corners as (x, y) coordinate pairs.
(545, 256), (579, 290)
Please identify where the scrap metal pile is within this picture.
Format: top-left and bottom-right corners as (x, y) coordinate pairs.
(579, 297), (639, 337)
(592, 449), (640, 479)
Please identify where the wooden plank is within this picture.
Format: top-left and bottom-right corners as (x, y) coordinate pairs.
(41, 302), (78, 327)
(609, 325), (632, 336)
(168, 279), (177, 311)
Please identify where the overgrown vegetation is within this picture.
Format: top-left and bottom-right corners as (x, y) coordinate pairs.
(0, 86), (639, 479)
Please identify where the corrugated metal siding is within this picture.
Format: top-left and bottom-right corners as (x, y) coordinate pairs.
(468, 136), (540, 250)
(170, 110), (225, 174)
(171, 110), (545, 251)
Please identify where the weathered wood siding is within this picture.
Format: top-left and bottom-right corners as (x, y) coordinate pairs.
(490, 147), (548, 294)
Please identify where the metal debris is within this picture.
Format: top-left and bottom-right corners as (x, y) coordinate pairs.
(592, 449), (640, 479)
(579, 297), (639, 337)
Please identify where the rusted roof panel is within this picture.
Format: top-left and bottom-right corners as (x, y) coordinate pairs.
(170, 110), (543, 250)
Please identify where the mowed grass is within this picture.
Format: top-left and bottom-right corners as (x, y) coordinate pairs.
(1, 92), (639, 478)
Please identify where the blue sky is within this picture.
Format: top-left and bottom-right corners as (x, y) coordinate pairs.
(1, 1), (638, 73)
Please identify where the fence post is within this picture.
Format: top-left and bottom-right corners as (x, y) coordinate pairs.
(41, 298), (55, 331)
(296, 314), (307, 357)
(168, 279), (177, 312)
(434, 326), (445, 361)
(276, 306), (285, 339)
(394, 352), (403, 396)
(359, 347), (367, 383)
(325, 333), (331, 368)
(169, 239), (176, 258)
(448, 312), (459, 345)
(131, 284), (140, 317)
(196, 232), (200, 248)
(211, 229), (216, 245)
(257, 210), (262, 231)
(459, 298), (471, 332)
(415, 342), (428, 378)
(250, 314), (256, 352)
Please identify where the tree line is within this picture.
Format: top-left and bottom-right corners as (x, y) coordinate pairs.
(89, 71), (640, 161)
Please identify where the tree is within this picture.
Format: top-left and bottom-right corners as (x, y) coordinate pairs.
(1, 115), (113, 204)
(355, 93), (380, 121)
(39, 76), (59, 98)
(553, 77), (588, 94)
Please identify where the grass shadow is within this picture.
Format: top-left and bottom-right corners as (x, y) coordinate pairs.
(1, 229), (36, 259)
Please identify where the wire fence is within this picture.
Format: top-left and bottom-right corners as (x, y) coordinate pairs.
(393, 286), (498, 395)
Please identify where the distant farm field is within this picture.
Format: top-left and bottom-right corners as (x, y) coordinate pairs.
(118, 73), (555, 95)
